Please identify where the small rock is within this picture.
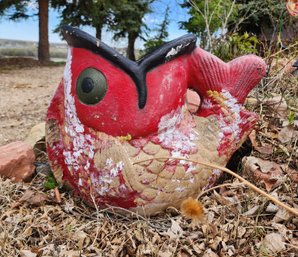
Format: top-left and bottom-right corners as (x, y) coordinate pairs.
(0, 141), (35, 182)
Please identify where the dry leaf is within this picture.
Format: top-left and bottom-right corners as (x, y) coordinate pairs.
(237, 227), (246, 238)
(265, 203), (279, 213)
(158, 250), (173, 257)
(282, 166), (298, 183)
(193, 243), (205, 255)
(13, 190), (48, 207)
(249, 130), (274, 155)
(261, 233), (285, 253)
(272, 223), (288, 238)
(177, 250), (192, 257)
(248, 130), (258, 146)
(278, 126), (297, 143)
(273, 208), (293, 222)
(257, 159), (274, 173)
(202, 249), (219, 257)
(19, 250), (37, 257)
(26, 192), (48, 206)
(242, 156), (284, 191)
(25, 122), (45, 148)
(157, 243), (177, 257)
(290, 238), (298, 248)
(163, 219), (183, 240)
(208, 236), (222, 251)
(278, 144), (290, 156)
(256, 145), (274, 155)
(242, 205), (260, 216)
(62, 250), (81, 257)
(263, 96), (288, 118)
(72, 230), (87, 250)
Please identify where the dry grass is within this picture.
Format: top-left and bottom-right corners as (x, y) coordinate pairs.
(1, 169), (298, 256)
(248, 50), (298, 167)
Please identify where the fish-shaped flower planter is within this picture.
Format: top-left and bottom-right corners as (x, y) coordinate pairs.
(46, 26), (266, 215)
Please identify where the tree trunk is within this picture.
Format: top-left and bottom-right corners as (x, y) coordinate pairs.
(127, 32), (137, 61)
(38, 0), (50, 63)
(96, 26), (102, 40)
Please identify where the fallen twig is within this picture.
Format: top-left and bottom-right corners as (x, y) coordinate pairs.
(197, 182), (244, 199)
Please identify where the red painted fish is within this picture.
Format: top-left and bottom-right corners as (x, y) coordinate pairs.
(46, 26), (266, 215)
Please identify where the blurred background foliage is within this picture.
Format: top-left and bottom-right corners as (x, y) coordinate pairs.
(0, 0), (297, 62)
(213, 33), (259, 61)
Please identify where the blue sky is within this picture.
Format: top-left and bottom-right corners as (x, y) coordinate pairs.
(0, 0), (189, 48)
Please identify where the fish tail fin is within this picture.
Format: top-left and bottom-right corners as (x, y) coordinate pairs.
(188, 47), (266, 105)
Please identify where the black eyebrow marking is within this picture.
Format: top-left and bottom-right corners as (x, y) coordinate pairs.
(61, 25), (196, 109)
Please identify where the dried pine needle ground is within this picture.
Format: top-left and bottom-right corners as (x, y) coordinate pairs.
(1, 167), (298, 257)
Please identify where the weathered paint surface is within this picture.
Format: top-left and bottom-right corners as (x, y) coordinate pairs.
(46, 29), (266, 215)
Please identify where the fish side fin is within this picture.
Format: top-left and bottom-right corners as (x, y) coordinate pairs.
(188, 47), (266, 104)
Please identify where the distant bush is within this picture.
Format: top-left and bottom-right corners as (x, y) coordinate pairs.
(0, 46), (67, 60)
(50, 48), (67, 59)
(0, 47), (37, 57)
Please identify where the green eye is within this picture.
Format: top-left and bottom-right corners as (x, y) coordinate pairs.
(76, 68), (107, 105)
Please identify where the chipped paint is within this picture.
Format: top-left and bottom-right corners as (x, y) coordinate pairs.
(176, 186), (186, 192)
(186, 163), (197, 173)
(90, 158), (125, 196)
(165, 43), (188, 60)
(199, 89), (255, 155)
(201, 98), (213, 109)
(62, 48), (95, 172)
(158, 106), (198, 154)
(160, 62), (180, 90)
(218, 90), (242, 141)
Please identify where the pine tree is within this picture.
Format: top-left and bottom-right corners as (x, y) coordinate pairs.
(143, 5), (170, 55)
(109, 0), (155, 61)
(0, 0), (50, 63)
(52, 0), (120, 40)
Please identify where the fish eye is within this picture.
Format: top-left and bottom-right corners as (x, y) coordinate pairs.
(76, 68), (107, 105)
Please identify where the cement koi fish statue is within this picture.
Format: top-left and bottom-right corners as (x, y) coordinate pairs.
(46, 26), (266, 215)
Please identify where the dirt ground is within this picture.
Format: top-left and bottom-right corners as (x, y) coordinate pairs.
(0, 62), (64, 145)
